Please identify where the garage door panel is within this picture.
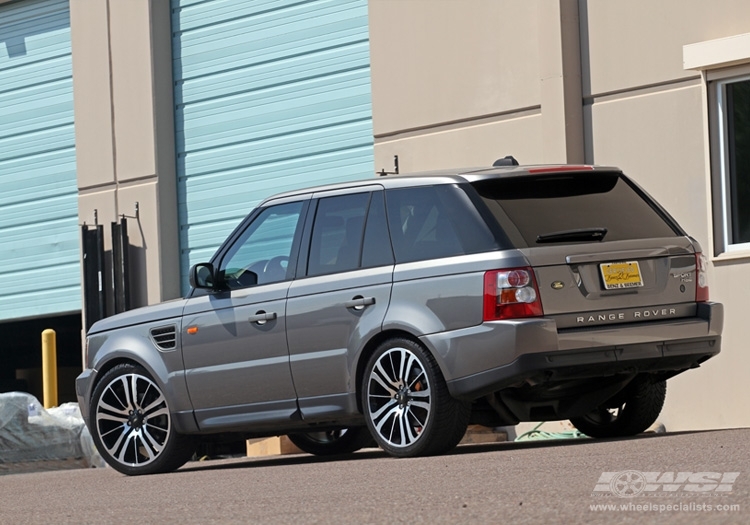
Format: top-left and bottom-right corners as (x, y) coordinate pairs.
(173, 0), (373, 290)
(174, 1), (364, 63)
(176, 68), (370, 126)
(0, 0), (79, 321)
(177, 42), (370, 106)
(0, 55), (71, 93)
(175, 0), (326, 32)
(0, 277), (81, 317)
(176, 101), (371, 155)
(181, 120), (372, 177)
(1, 192), (77, 230)
(0, 124), (73, 163)
(177, 149), (374, 265)
(0, 86), (73, 136)
(3, 223), (78, 270)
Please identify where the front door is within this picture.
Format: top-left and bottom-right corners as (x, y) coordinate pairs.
(181, 200), (307, 431)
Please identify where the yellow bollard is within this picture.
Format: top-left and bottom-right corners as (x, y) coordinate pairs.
(42, 329), (58, 409)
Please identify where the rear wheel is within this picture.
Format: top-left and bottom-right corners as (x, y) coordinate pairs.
(287, 427), (373, 456)
(570, 376), (666, 438)
(90, 363), (196, 475)
(362, 338), (470, 457)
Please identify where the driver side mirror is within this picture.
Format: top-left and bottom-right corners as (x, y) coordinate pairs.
(189, 263), (216, 290)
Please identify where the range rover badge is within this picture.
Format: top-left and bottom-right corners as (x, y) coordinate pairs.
(551, 281), (565, 290)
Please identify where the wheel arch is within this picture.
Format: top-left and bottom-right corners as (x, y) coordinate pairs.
(87, 328), (195, 432)
(354, 328), (449, 413)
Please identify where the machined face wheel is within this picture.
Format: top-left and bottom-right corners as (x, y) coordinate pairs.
(95, 372), (171, 468)
(366, 346), (432, 449)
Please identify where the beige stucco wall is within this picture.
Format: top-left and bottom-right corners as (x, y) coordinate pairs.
(370, 0), (585, 170)
(369, 0), (541, 137)
(369, 0), (549, 171)
(581, 0), (750, 96)
(71, 0), (180, 308)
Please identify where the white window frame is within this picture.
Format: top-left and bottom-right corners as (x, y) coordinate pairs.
(715, 74), (750, 253)
(684, 33), (750, 258)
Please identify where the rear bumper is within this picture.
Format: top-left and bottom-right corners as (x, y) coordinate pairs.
(421, 302), (722, 400)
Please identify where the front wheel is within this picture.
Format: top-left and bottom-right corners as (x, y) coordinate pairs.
(287, 427), (374, 456)
(570, 376), (667, 438)
(362, 338), (469, 457)
(90, 363), (196, 475)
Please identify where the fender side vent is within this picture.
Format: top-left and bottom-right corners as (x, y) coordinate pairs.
(150, 325), (177, 351)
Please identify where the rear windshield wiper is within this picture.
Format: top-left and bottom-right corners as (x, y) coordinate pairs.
(536, 227), (608, 244)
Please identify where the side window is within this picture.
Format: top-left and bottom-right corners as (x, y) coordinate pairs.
(362, 191), (395, 268)
(308, 193), (369, 277)
(220, 201), (304, 289)
(385, 185), (498, 263)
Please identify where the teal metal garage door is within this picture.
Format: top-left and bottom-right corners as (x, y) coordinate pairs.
(172, 0), (374, 288)
(0, 0), (79, 321)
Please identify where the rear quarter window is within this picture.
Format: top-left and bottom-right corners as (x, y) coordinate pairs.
(385, 184), (499, 263)
(471, 173), (682, 247)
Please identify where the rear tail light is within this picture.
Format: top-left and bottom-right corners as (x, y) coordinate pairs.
(696, 252), (709, 302)
(484, 267), (544, 321)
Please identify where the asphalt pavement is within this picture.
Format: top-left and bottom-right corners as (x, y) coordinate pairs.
(0, 428), (747, 524)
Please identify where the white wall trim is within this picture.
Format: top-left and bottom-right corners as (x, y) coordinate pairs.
(684, 33), (750, 71)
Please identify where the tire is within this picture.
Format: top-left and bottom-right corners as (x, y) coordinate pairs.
(362, 338), (470, 457)
(90, 363), (197, 475)
(570, 376), (667, 439)
(287, 427), (374, 456)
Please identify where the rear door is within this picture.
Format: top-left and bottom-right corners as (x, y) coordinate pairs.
(471, 171), (700, 329)
(286, 187), (393, 420)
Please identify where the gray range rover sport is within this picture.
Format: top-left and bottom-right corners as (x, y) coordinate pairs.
(76, 161), (722, 475)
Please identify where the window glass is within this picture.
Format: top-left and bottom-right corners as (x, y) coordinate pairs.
(220, 201), (304, 289)
(722, 78), (750, 246)
(308, 193), (369, 276)
(385, 185), (498, 263)
(472, 173), (679, 247)
(362, 191), (394, 268)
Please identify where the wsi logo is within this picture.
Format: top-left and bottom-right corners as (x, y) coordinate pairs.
(593, 471), (741, 498)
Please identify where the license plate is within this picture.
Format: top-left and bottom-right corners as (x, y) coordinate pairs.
(599, 261), (644, 290)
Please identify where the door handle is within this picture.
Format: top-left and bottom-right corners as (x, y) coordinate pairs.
(345, 296), (376, 311)
(249, 310), (277, 325)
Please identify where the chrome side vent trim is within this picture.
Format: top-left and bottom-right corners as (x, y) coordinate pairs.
(150, 325), (177, 351)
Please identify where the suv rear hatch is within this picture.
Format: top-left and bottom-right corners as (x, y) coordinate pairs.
(471, 169), (704, 329)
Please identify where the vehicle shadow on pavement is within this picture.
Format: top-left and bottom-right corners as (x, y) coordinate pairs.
(175, 429), (719, 474)
(176, 448), (390, 474)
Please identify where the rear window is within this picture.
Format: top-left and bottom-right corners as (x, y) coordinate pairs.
(471, 173), (681, 247)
